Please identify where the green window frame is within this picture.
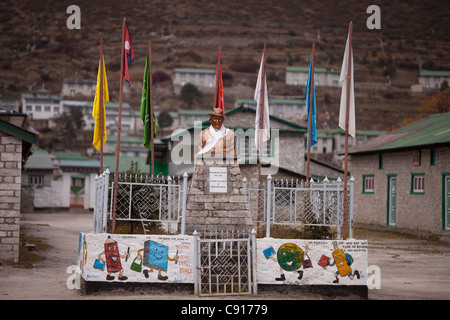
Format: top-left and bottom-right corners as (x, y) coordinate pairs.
(362, 174), (375, 194)
(411, 173), (425, 194)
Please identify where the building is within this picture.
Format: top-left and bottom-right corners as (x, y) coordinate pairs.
(417, 69), (450, 91)
(21, 89), (61, 120)
(173, 68), (215, 92)
(235, 98), (307, 122)
(61, 78), (96, 97)
(349, 112), (450, 234)
(286, 66), (340, 87)
(0, 94), (19, 113)
(0, 113), (37, 263)
(178, 109), (211, 128)
(62, 100), (140, 133)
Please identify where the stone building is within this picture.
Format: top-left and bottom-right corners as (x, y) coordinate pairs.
(0, 114), (37, 263)
(349, 112), (450, 234)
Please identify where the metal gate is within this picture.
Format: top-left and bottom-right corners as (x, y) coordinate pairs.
(194, 230), (257, 296)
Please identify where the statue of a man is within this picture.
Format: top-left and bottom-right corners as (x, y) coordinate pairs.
(197, 108), (236, 156)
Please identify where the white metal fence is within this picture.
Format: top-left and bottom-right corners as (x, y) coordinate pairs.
(94, 170), (354, 238)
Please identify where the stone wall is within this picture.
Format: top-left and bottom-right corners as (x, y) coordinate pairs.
(0, 132), (22, 263)
(350, 146), (450, 234)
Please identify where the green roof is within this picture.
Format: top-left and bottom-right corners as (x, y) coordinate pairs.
(102, 155), (168, 175)
(24, 147), (57, 170)
(178, 109), (211, 115)
(419, 69), (450, 77)
(286, 66), (340, 74)
(174, 68), (215, 74)
(349, 112), (450, 154)
(51, 151), (89, 160)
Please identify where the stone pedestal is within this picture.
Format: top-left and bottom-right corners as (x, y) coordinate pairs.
(183, 156), (253, 235)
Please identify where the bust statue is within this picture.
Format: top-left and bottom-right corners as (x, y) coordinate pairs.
(197, 108), (236, 157)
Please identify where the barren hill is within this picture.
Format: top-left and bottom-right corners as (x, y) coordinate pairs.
(1, 0), (449, 131)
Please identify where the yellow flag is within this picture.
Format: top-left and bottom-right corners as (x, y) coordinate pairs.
(92, 55), (109, 151)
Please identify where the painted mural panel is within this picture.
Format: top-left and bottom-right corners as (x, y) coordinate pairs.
(257, 239), (368, 286)
(78, 233), (195, 284)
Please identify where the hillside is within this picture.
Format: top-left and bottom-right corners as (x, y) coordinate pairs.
(1, 0), (449, 132)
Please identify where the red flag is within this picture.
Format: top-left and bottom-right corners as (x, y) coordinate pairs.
(123, 21), (134, 85)
(214, 46), (224, 115)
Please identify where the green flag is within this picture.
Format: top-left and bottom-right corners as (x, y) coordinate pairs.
(141, 52), (156, 150)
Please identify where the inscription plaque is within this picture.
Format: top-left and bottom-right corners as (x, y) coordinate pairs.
(209, 167), (228, 193)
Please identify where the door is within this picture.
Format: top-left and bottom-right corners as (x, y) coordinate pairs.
(445, 175), (450, 231)
(387, 176), (397, 226)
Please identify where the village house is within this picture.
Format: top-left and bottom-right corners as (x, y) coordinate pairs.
(348, 112), (450, 234)
(234, 98), (307, 122)
(0, 112), (37, 263)
(285, 66), (341, 87)
(411, 69), (450, 92)
(173, 68), (216, 91)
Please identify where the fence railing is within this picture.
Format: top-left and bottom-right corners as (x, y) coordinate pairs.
(244, 176), (355, 238)
(94, 170), (354, 238)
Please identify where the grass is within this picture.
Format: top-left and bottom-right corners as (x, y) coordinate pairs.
(14, 231), (52, 269)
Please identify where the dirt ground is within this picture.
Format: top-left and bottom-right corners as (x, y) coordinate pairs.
(1, 211), (450, 300)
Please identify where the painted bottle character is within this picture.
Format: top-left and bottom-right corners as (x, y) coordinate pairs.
(135, 240), (179, 281)
(266, 243), (310, 281)
(97, 236), (130, 281)
(328, 241), (360, 283)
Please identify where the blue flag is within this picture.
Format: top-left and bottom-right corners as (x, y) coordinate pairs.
(305, 54), (317, 149)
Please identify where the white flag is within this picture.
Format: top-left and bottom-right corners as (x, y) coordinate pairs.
(339, 28), (356, 138)
(254, 51), (270, 149)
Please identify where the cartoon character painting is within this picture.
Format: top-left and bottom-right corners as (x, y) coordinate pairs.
(96, 236), (130, 281)
(134, 240), (179, 281)
(327, 241), (360, 284)
(264, 243), (311, 281)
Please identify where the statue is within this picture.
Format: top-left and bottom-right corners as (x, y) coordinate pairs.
(197, 108), (236, 157)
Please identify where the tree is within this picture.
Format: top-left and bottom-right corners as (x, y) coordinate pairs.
(157, 110), (173, 128)
(180, 83), (202, 109)
(402, 88), (450, 126)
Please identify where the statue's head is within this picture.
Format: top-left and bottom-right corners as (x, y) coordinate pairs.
(209, 108), (224, 130)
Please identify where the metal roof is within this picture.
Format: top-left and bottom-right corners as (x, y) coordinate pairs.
(349, 112), (450, 155)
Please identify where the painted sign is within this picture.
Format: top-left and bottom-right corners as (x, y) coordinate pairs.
(78, 233), (195, 284)
(257, 238), (368, 286)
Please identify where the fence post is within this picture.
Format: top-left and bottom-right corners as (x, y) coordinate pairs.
(193, 230), (199, 295)
(349, 176), (355, 239)
(103, 169), (110, 233)
(93, 175), (99, 233)
(251, 228), (257, 295)
(167, 176), (172, 234)
(266, 175), (272, 238)
(336, 177), (342, 239)
(181, 172), (188, 235)
(243, 177), (247, 193)
(323, 177), (329, 225)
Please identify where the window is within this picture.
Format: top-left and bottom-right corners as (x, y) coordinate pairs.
(29, 175), (43, 187)
(26, 105), (32, 111)
(44, 106), (51, 112)
(430, 148), (436, 166)
(35, 105), (42, 112)
(378, 154), (383, 169)
(363, 175), (374, 193)
(411, 173), (425, 194)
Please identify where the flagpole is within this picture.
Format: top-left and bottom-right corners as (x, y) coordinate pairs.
(306, 42), (315, 182)
(213, 41), (222, 109)
(99, 38), (104, 174)
(112, 17), (126, 234)
(342, 21), (353, 240)
(258, 42), (266, 184)
(149, 40), (154, 176)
